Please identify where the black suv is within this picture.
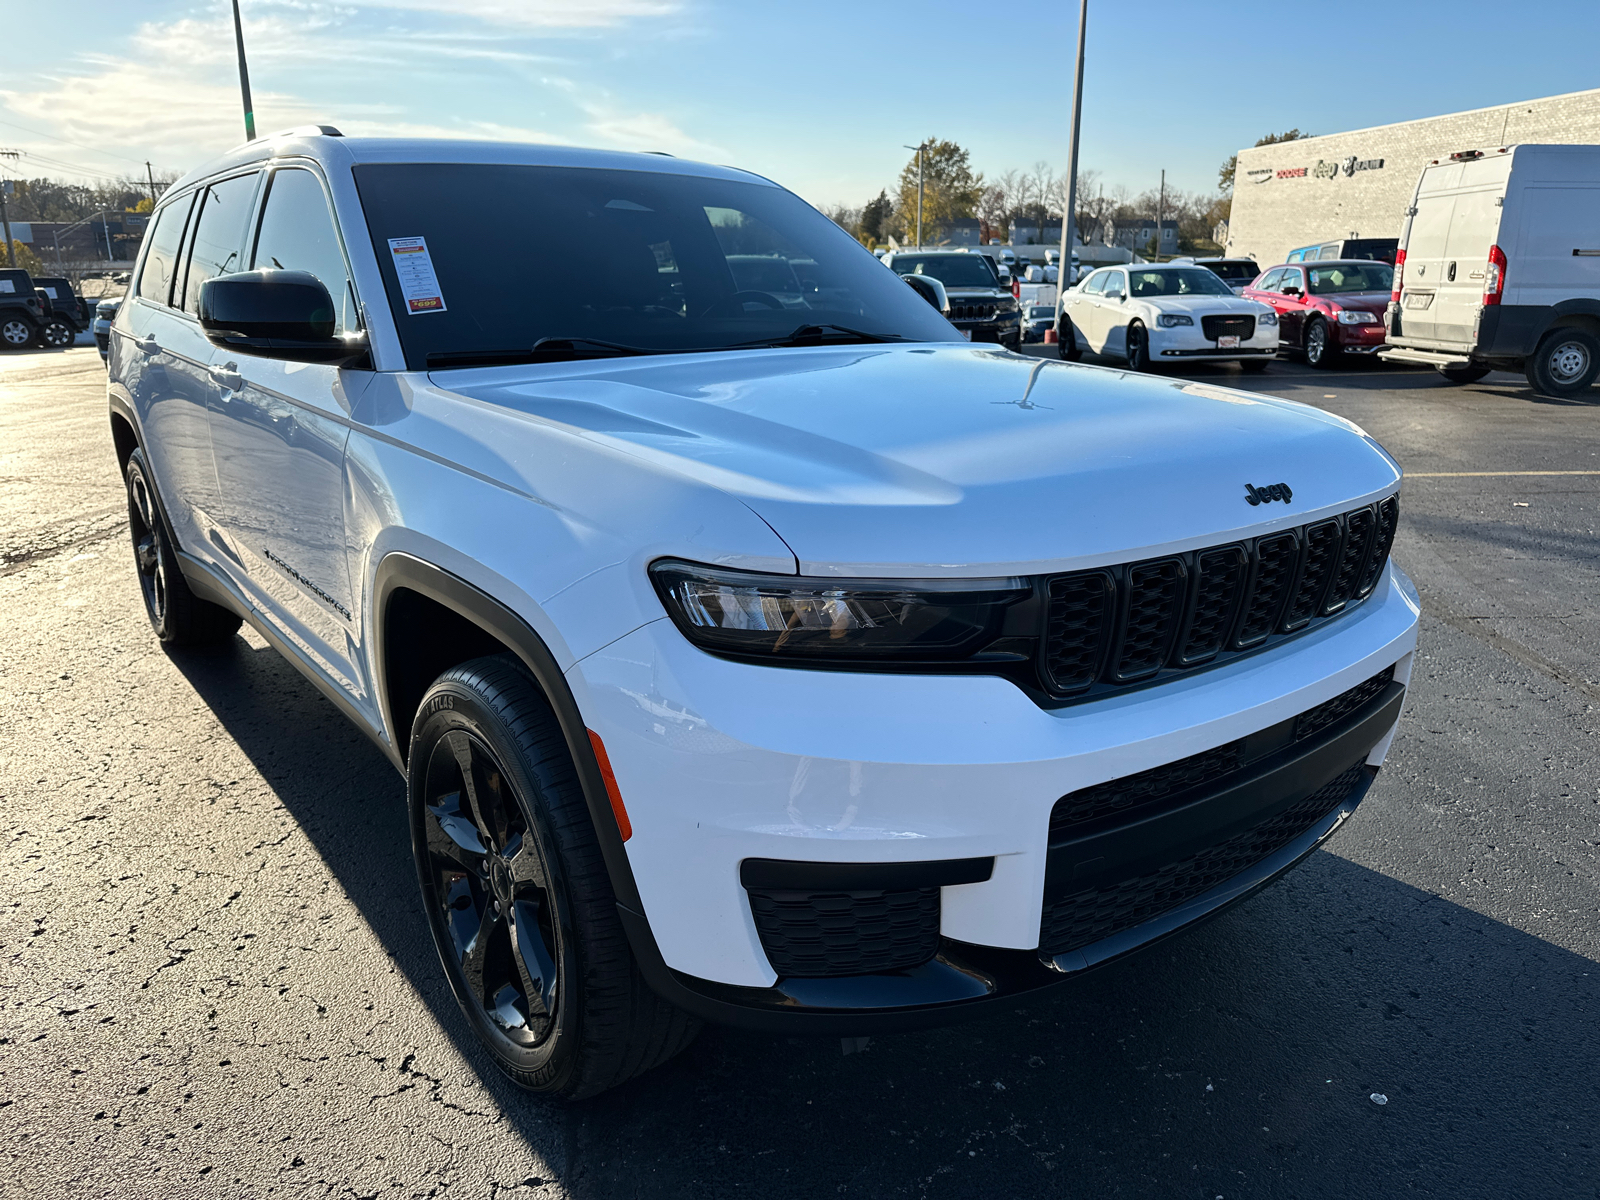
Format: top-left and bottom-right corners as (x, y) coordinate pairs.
(32, 277), (90, 347)
(881, 250), (1022, 349)
(0, 268), (50, 350)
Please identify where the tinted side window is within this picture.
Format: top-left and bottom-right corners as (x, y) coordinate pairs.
(1081, 271), (1106, 295)
(1281, 268), (1304, 292)
(137, 194), (195, 305)
(181, 173), (259, 315)
(1256, 269), (1284, 291)
(251, 168), (358, 333)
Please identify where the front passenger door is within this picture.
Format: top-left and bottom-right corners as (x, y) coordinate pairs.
(1275, 267), (1309, 347)
(205, 165), (371, 699)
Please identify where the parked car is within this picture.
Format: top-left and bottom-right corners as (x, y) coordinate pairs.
(1188, 257), (1262, 295)
(0, 267), (49, 349)
(1244, 260), (1391, 368)
(1021, 302), (1056, 342)
(108, 129), (1415, 1100)
(881, 248), (1021, 348)
(1285, 238), (1398, 265)
(1385, 144), (1600, 394)
(94, 296), (122, 359)
(1058, 264), (1278, 370)
(33, 276), (90, 347)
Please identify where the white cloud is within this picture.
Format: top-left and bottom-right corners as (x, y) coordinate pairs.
(348, 0), (680, 28)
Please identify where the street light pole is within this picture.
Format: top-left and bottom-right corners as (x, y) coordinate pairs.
(1055, 0), (1088, 329)
(903, 142), (927, 248)
(232, 0), (256, 140)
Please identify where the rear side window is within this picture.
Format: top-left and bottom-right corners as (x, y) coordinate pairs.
(180, 172), (259, 315)
(251, 168), (359, 334)
(137, 194), (194, 306)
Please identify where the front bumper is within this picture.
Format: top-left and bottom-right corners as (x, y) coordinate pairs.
(1149, 322), (1278, 360)
(566, 561), (1419, 1028)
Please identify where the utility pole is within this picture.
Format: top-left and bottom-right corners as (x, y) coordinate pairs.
(1055, 0), (1088, 330)
(232, 0), (256, 140)
(0, 150), (18, 268)
(102, 211), (113, 263)
(903, 142), (928, 248)
(145, 162), (160, 208)
(1156, 169), (1165, 261)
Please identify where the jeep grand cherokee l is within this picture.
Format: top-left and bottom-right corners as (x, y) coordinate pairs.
(107, 128), (1418, 1099)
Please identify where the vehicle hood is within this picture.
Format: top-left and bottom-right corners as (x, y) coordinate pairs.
(1321, 291), (1389, 314)
(1139, 295), (1271, 317)
(436, 344), (1400, 577)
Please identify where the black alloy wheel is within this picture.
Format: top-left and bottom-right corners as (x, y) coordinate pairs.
(1525, 328), (1600, 398)
(1, 316), (37, 349)
(1124, 321), (1151, 371)
(1437, 364), (1491, 384)
(1058, 317), (1083, 362)
(41, 319), (75, 349)
(1304, 318), (1337, 368)
(409, 657), (698, 1099)
(123, 447), (242, 645)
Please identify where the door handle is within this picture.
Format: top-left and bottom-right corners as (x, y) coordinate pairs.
(135, 335), (160, 356)
(210, 362), (243, 392)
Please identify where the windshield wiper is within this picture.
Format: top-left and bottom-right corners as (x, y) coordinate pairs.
(732, 324), (908, 349)
(427, 337), (663, 369)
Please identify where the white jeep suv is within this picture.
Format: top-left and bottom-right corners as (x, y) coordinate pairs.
(106, 129), (1418, 1099)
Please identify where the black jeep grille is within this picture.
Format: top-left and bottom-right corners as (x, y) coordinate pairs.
(1039, 498), (1399, 699)
(1039, 762), (1368, 958)
(746, 886), (941, 978)
(951, 302), (998, 321)
(1201, 314), (1255, 340)
(1048, 666), (1394, 839)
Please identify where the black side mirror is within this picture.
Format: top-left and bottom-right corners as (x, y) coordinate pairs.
(199, 270), (368, 365)
(1282, 286), (1301, 297)
(902, 273), (949, 314)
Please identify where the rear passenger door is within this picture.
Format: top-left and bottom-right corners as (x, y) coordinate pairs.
(205, 164), (370, 698)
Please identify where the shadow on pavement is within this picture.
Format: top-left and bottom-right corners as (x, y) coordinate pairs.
(170, 630), (1599, 1199)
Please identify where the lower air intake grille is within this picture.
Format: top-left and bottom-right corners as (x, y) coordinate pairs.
(746, 887), (941, 978)
(1039, 762), (1367, 958)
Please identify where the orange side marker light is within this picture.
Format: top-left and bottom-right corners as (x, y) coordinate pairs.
(586, 729), (632, 842)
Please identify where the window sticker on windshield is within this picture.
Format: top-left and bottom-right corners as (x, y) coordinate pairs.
(387, 236), (447, 314)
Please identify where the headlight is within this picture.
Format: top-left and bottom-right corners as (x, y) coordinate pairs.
(1337, 310), (1379, 324)
(1156, 313), (1193, 327)
(650, 560), (1030, 662)
(1256, 310), (1278, 326)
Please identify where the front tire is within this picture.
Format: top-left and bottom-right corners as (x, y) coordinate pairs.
(1525, 329), (1600, 397)
(124, 448), (242, 645)
(409, 657), (698, 1100)
(1304, 318), (1338, 368)
(1437, 364), (1491, 384)
(1124, 321), (1151, 371)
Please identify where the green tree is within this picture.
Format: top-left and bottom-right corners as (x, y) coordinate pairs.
(7, 239), (46, 276)
(1218, 130), (1310, 193)
(860, 190), (892, 244)
(896, 139), (983, 243)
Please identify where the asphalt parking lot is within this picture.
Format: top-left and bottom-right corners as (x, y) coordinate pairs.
(3, 344), (1597, 1199)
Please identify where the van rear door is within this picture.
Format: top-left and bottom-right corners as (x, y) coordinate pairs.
(1433, 183), (1505, 346)
(1395, 176), (1455, 343)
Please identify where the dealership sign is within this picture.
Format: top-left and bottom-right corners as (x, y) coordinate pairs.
(1267, 156), (1385, 182)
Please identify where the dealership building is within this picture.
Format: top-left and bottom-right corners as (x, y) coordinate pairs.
(1225, 87), (1600, 269)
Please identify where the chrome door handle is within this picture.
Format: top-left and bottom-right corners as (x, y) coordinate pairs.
(135, 335), (160, 356)
(210, 362), (243, 391)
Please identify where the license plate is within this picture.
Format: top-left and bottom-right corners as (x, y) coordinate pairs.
(1217, 335), (1240, 349)
(1404, 292), (1433, 310)
(961, 329), (972, 340)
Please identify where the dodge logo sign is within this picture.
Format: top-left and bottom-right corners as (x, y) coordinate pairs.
(1245, 482), (1293, 506)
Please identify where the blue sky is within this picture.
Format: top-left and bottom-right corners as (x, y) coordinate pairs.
(3, 0), (1598, 210)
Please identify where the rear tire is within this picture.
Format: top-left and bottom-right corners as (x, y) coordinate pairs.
(1304, 318), (1338, 368)
(1437, 364), (1491, 384)
(409, 656), (699, 1100)
(1058, 317), (1083, 362)
(124, 448), (242, 645)
(2, 315), (37, 349)
(41, 318), (75, 349)
(1525, 329), (1600, 397)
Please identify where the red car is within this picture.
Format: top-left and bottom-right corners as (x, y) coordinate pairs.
(1243, 259), (1394, 368)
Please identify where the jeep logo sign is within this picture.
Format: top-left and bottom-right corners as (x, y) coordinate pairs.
(1245, 482), (1293, 506)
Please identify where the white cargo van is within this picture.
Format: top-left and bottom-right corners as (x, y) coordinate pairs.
(1383, 144), (1600, 396)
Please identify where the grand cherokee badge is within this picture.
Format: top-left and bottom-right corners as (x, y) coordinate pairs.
(1245, 482), (1293, 506)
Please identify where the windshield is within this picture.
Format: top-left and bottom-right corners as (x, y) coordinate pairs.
(1125, 268), (1236, 298)
(889, 254), (999, 289)
(1202, 261), (1258, 281)
(1307, 263), (1394, 294)
(352, 163), (957, 368)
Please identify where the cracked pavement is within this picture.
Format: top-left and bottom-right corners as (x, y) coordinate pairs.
(2, 345), (1597, 1198)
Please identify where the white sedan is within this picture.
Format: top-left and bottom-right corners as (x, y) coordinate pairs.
(1058, 265), (1278, 371)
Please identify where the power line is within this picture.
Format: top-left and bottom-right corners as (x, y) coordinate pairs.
(0, 116), (148, 166)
